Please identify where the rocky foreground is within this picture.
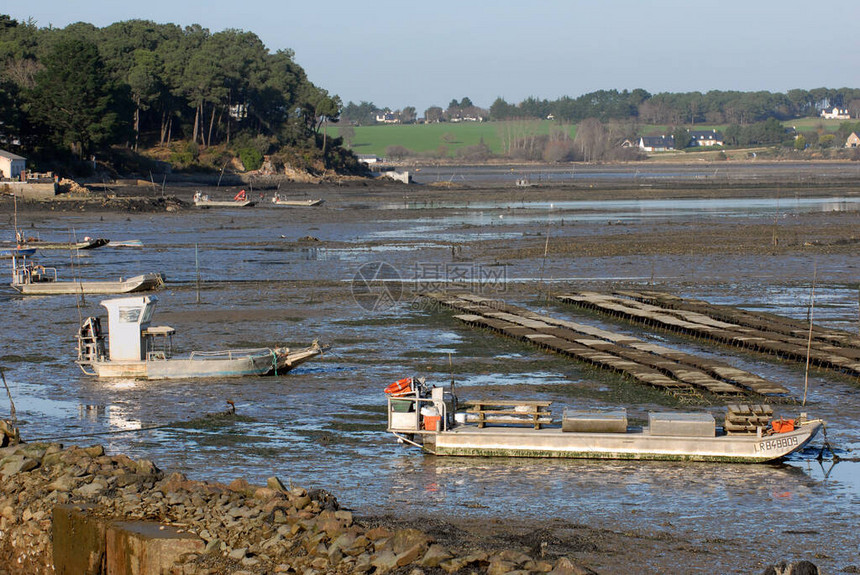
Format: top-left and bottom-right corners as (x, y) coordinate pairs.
(0, 434), (597, 575)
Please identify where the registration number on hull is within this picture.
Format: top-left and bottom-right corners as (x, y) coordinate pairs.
(757, 435), (798, 452)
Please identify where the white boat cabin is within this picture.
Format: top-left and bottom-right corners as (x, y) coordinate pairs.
(101, 295), (175, 361)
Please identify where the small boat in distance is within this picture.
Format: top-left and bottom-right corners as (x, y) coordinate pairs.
(9, 253), (164, 295)
(271, 194), (324, 207)
(193, 189), (255, 208)
(12, 236), (109, 250)
(0, 247), (36, 259)
(109, 239), (144, 248)
(76, 295), (328, 379)
(385, 379), (824, 463)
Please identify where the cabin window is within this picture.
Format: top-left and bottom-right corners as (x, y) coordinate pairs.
(141, 305), (154, 323)
(118, 307), (142, 323)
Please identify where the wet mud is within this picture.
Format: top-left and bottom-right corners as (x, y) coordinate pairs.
(2, 165), (860, 573)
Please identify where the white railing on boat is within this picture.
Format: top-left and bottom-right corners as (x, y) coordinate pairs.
(188, 348), (275, 361)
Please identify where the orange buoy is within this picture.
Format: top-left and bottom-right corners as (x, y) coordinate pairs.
(384, 377), (412, 396)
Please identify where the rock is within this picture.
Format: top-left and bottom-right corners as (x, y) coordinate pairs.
(549, 556), (594, 575)
(762, 560), (820, 575)
(13, 443), (49, 461)
(365, 526), (393, 541)
(487, 559), (518, 575)
(254, 486), (280, 500)
(135, 458), (160, 476)
(391, 528), (430, 555)
(440, 552), (489, 573)
(266, 476), (288, 493)
(0, 454), (39, 477)
(46, 474), (78, 493)
(82, 445), (105, 458)
(396, 543), (425, 567)
(371, 549), (399, 574)
(159, 471), (189, 493)
(75, 481), (106, 497)
(228, 478), (251, 493)
(419, 544), (453, 568)
(292, 494), (311, 510)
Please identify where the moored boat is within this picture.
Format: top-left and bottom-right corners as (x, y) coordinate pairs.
(193, 190), (255, 207)
(9, 253), (164, 295)
(0, 247), (36, 259)
(270, 194), (323, 207)
(76, 295), (328, 379)
(385, 379), (823, 463)
(10, 237), (109, 250)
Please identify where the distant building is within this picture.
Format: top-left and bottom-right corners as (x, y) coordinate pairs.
(638, 135), (675, 152)
(0, 149), (26, 179)
(375, 112), (399, 124)
(820, 107), (851, 120)
(845, 132), (860, 148)
(689, 129), (724, 147)
(356, 154), (381, 164)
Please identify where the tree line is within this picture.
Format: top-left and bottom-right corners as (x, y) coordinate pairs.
(344, 88), (860, 127)
(0, 15), (355, 174)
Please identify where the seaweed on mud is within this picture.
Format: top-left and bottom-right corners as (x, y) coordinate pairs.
(327, 421), (387, 433)
(0, 354), (55, 364)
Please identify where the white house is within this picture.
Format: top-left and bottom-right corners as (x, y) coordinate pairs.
(375, 112), (398, 124)
(638, 135), (674, 152)
(845, 132), (860, 148)
(821, 107), (851, 120)
(689, 130), (724, 147)
(0, 149), (26, 180)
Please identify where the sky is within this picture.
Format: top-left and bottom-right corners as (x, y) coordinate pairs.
(7, 1), (860, 113)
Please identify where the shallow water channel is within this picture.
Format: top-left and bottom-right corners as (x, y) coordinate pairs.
(1, 191), (859, 573)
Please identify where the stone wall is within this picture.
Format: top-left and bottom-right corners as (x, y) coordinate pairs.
(0, 182), (57, 199)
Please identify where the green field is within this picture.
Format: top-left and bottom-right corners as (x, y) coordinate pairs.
(340, 120), (574, 157)
(338, 118), (850, 158)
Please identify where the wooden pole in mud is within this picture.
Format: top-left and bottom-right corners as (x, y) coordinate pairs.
(1, 370), (16, 424)
(195, 243), (201, 303)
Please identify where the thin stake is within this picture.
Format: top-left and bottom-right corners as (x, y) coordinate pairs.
(802, 265), (817, 406)
(195, 243), (201, 303)
(1, 369), (16, 424)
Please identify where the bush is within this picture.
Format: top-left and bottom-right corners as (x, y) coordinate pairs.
(238, 147), (263, 171)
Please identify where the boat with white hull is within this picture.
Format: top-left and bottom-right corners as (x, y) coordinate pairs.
(76, 295), (327, 379)
(9, 253), (163, 295)
(193, 190), (255, 207)
(270, 194), (323, 207)
(385, 380), (823, 463)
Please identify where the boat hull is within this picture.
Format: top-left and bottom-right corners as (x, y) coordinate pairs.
(1, 248), (37, 258)
(418, 422), (823, 463)
(11, 273), (163, 295)
(83, 343), (325, 379)
(18, 238), (109, 250)
(193, 200), (255, 208)
(271, 199), (323, 207)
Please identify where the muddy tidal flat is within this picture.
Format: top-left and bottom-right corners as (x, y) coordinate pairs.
(2, 162), (860, 574)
